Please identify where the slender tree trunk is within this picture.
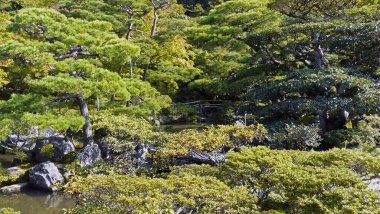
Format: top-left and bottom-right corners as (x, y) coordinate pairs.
(143, 63), (149, 81)
(77, 96), (93, 146)
(151, 9), (158, 37)
(143, 57), (151, 81)
(126, 14), (134, 40)
(313, 32), (324, 69)
(125, 14), (134, 79)
(319, 109), (328, 135)
(96, 96), (100, 111)
(129, 58), (133, 79)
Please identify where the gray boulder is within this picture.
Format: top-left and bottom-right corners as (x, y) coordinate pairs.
(367, 178), (380, 194)
(3, 134), (36, 151)
(6, 167), (24, 176)
(42, 128), (60, 138)
(29, 162), (64, 191)
(135, 143), (154, 169)
(75, 144), (102, 167)
(34, 136), (75, 162)
(0, 183), (29, 194)
(2, 127), (39, 151)
(175, 150), (226, 166)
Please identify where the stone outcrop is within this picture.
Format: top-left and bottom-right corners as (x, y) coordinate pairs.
(29, 162), (64, 191)
(0, 183), (29, 194)
(6, 167), (24, 176)
(34, 136), (75, 162)
(75, 144), (102, 167)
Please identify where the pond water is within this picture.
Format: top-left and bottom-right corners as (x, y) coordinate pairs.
(0, 154), (76, 213)
(0, 188), (76, 214)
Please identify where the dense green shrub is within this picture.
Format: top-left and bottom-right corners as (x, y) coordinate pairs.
(67, 175), (258, 213)
(39, 143), (55, 159)
(68, 147), (380, 213)
(269, 124), (321, 150)
(324, 129), (371, 148)
(0, 208), (20, 214)
(159, 124), (267, 157)
(220, 147), (380, 213)
(92, 113), (170, 145)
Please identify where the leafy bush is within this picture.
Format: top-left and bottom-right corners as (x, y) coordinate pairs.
(0, 208), (20, 214)
(169, 164), (220, 178)
(160, 124), (267, 157)
(0, 165), (25, 185)
(220, 147), (380, 213)
(40, 144), (54, 159)
(269, 124), (321, 150)
(14, 152), (28, 162)
(324, 129), (371, 148)
(92, 112), (169, 145)
(67, 175), (258, 213)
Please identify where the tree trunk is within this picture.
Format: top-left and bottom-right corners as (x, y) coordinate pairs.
(126, 14), (134, 40)
(77, 96), (94, 146)
(129, 58), (133, 79)
(96, 96), (100, 111)
(313, 32), (324, 69)
(319, 109), (328, 135)
(151, 9), (158, 37)
(143, 61), (150, 81)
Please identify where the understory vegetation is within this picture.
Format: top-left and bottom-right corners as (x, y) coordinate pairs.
(1, 0), (380, 213)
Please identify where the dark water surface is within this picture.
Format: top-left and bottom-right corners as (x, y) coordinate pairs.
(0, 188), (76, 214)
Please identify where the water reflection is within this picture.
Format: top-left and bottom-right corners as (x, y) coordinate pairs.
(0, 187), (76, 214)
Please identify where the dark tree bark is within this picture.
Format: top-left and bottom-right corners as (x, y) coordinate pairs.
(77, 96), (94, 146)
(313, 32), (324, 69)
(151, 9), (158, 37)
(127, 20), (134, 40)
(150, 0), (170, 37)
(52, 94), (94, 146)
(142, 58), (151, 81)
(319, 109), (328, 135)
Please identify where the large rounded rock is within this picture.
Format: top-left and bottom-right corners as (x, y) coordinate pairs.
(29, 162), (64, 191)
(34, 136), (75, 162)
(76, 144), (102, 167)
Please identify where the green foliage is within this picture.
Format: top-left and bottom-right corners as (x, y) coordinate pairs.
(242, 68), (380, 124)
(169, 164), (220, 178)
(160, 124), (267, 157)
(269, 124), (322, 150)
(0, 208), (20, 214)
(269, 0), (378, 21)
(324, 115), (380, 148)
(220, 147), (380, 213)
(2, 1), (380, 213)
(324, 129), (371, 148)
(0, 164), (25, 185)
(40, 143), (55, 159)
(14, 151), (28, 162)
(67, 174), (258, 213)
(92, 112), (169, 145)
